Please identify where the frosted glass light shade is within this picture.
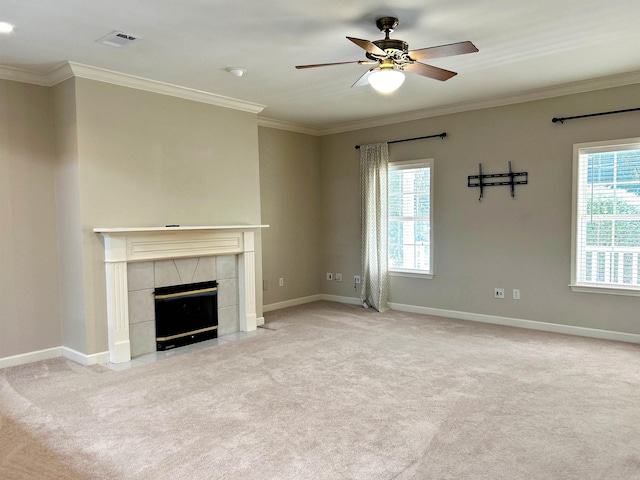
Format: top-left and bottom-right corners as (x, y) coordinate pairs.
(368, 69), (405, 93)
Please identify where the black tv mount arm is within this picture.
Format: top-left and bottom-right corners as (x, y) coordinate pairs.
(468, 161), (528, 201)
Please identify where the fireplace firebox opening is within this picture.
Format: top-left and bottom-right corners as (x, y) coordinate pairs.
(153, 280), (218, 351)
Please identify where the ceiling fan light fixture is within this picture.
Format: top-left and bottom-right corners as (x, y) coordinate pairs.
(368, 68), (405, 93)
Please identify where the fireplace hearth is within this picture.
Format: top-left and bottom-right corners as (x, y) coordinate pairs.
(154, 280), (218, 350)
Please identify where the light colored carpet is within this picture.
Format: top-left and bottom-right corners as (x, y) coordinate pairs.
(1, 301), (639, 479)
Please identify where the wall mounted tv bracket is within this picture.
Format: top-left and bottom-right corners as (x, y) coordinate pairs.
(468, 161), (528, 201)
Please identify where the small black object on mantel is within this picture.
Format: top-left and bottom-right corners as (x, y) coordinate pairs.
(467, 161), (528, 201)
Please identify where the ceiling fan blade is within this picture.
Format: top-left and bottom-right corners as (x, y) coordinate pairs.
(347, 37), (387, 57)
(408, 41), (478, 61)
(404, 62), (457, 81)
(351, 66), (379, 88)
(295, 60), (374, 69)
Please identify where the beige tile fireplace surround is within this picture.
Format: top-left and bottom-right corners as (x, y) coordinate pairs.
(94, 225), (267, 363)
(127, 255), (239, 357)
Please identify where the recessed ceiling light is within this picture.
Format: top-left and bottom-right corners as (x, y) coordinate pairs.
(225, 67), (247, 77)
(0, 22), (14, 34)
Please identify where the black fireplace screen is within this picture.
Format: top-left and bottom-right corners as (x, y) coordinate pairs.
(153, 280), (218, 351)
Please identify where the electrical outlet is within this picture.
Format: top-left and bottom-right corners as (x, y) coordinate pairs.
(279, 277), (284, 287)
(513, 289), (520, 300)
(326, 272), (333, 281)
(494, 288), (505, 299)
(354, 275), (361, 284)
(335, 273), (343, 282)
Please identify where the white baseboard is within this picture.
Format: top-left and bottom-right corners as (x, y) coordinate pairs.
(5, 297), (637, 370)
(301, 295), (640, 344)
(62, 347), (110, 366)
(1, 345), (111, 370)
(263, 294), (323, 312)
(263, 294), (364, 313)
(0, 346), (62, 369)
(388, 302), (640, 344)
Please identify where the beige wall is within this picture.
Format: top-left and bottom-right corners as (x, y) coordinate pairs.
(2, 75), (265, 361)
(52, 78), (87, 354)
(3, 73), (640, 362)
(0, 80), (62, 358)
(320, 83), (640, 335)
(259, 127), (322, 306)
(69, 78), (263, 354)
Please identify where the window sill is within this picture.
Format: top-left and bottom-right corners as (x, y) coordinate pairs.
(569, 284), (640, 297)
(390, 271), (434, 280)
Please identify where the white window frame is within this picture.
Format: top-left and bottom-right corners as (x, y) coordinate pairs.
(570, 137), (640, 297)
(388, 159), (434, 279)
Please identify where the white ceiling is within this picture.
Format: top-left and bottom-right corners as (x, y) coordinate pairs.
(2, 0), (640, 132)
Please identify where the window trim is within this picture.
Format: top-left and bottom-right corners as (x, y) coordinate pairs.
(570, 137), (640, 296)
(388, 158), (434, 278)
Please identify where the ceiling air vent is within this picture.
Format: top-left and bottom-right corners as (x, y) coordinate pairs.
(96, 31), (140, 48)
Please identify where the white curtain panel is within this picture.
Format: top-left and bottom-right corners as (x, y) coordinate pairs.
(359, 143), (390, 312)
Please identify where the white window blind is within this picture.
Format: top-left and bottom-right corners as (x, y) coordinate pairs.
(573, 138), (640, 292)
(388, 159), (433, 275)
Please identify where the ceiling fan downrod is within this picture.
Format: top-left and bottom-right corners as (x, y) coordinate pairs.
(368, 17), (408, 62)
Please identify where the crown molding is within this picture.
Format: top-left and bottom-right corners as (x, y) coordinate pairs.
(257, 117), (320, 136)
(316, 70), (640, 136)
(65, 63), (265, 114)
(2, 62), (639, 135)
(46, 62), (75, 85)
(0, 61), (265, 115)
(0, 65), (55, 86)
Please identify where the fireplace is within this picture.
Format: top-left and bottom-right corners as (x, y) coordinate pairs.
(94, 225), (267, 363)
(154, 280), (219, 350)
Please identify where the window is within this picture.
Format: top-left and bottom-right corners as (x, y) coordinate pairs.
(572, 138), (640, 295)
(388, 159), (433, 277)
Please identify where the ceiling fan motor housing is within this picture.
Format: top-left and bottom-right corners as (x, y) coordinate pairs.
(374, 39), (408, 53)
(367, 39), (409, 61)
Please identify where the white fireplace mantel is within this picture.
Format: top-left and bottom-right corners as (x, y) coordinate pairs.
(94, 225), (268, 363)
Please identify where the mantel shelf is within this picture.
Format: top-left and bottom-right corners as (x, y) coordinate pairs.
(94, 225), (269, 234)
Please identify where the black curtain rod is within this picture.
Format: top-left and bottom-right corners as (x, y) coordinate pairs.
(355, 132), (447, 150)
(552, 107), (640, 124)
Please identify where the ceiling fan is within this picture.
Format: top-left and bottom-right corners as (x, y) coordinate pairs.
(295, 17), (478, 93)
